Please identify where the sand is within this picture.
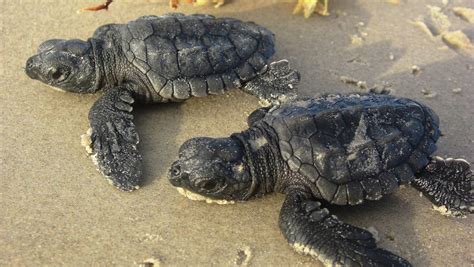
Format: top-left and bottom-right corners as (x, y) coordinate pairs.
(1, 0), (473, 266)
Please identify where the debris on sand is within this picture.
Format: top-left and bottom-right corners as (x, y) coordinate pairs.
(138, 257), (162, 267)
(432, 205), (467, 218)
(386, 0), (400, 5)
(412, 5), (451, 38)
(192, 0), (226, 8)
(412, 20), (435, 39)
(421, 88), (437, 98)
(452, 7), (474, 23)
(346, 55), (363, 64)
(235, 246), (252, 266)
(452, 88), (462, 94)
(411, 65), (422, 75)
(340, 76), (393, 94)
(340, 76), (359, 85)
(349, 22), (369, 46)
(80, 0), (226, 11)
(78, 0), (112, 12)
(138, 233), (164, 243)
(356, 22), (369, 37)
(356, 80), (368, 90)
(370, 81), (393, 94)
(340, 76), (367, 90)
(441, 30), (474, 51)
(385, 233), (396, 241)
(427, 5), (452, 35)
(389, 53), (395, 60)
(351, 34), (364, 45)
(413, 6), (474, 55)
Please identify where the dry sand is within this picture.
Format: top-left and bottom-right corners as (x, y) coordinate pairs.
(1, 0), (473, 266)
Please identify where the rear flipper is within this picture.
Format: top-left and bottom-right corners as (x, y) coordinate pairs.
(242, 60), (300, 106)
(413, 156), (473, 215)
(279, 190), (411, 267)
(84, 86), (143, 191)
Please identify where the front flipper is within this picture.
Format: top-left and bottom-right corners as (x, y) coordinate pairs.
(279, 190), (411, 266)
(86, 87), (142, 191)
(413, 157), (473, 215)
(242, 60), (300, 106)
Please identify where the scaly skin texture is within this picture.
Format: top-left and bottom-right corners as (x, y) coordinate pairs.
(87, 88), (142, 191)
(170, 93), (472, 266)
(413, 157), (473, 215)
(25, 13), (299, 191)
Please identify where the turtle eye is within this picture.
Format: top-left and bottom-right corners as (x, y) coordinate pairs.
(50, 67), (69, 82)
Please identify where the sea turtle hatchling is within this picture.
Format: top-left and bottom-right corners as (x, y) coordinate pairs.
(169, 93), (473, 266)
(25, 13), (299, 191)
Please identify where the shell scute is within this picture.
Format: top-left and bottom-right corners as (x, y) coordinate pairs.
(314, 110), (346, 137)
(178, 47), (212, 77)
(265, 94), (439, 203)
(128, 20), (154, 40)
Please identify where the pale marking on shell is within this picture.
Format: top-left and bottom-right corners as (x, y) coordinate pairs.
(176, 187), (235, 205)
(348, 113), (370, 151)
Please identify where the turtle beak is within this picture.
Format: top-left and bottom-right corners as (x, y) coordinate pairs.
(25, 55), (41, 80)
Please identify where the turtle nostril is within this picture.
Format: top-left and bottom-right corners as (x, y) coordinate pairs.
(171, 165), (181, 177)
(26, 57), (35, 70)
(169, 164), (188, 187)
(25, 57), (38, 79)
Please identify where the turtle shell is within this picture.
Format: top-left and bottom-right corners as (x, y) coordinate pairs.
(262, 94), (441, 205)
(93, 13), (275, 100)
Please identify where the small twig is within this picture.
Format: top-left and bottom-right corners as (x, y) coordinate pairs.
(79, 0), (113, 12)
(170, 0), (179, 9)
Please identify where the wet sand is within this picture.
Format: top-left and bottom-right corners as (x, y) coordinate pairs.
(1, 0), (473, 266)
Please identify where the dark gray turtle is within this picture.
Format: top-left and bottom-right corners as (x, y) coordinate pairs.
(169, 93), (473, 266)
(25, 13), (299, 191)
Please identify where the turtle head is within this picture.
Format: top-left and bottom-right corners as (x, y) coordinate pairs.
(169, 137), (252, 202)
(25, 39), (98, 93)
